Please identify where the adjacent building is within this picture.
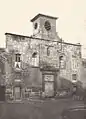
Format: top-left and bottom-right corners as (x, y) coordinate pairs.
(80, 58), (86, 88)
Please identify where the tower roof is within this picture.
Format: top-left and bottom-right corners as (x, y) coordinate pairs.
(30, 13), (58, 22)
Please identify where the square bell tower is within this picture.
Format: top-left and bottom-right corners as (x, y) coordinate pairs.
(30, 13), (58, 40)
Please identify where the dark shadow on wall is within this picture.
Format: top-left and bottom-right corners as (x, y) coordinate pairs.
(0, 85), (6, 101)
(59, 76), (73, 90)
(59, 76), (83, 90)
(56, 76), (85, 99)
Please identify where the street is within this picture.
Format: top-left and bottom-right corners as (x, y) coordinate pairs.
(0, 98), (84, 119)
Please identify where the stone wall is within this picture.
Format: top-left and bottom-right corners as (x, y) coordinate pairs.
(5, 33), (82, 94)
(5, 33), (60, 91)
(59, 42), (82, 84)
(81, 59), (86, 88)
(32, 15), (57, 40)
(6, 33), (60, 69)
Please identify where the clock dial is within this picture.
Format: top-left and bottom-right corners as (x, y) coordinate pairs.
(44, 21), (51, 31)
(34, 23), (38, 29)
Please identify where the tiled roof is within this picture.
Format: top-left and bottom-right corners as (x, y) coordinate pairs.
(30, 13), (58, 22)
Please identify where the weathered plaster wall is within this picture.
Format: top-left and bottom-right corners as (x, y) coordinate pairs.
(60, 42), (82, 83)
(5, 33), (82, 91)
(5, 34), (60, 89)
(6, 34), (60, 69)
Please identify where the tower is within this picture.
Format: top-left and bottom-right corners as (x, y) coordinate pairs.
(31, 13), (58, 40)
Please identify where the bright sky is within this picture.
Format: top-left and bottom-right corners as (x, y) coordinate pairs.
(0, 0), (86, 57)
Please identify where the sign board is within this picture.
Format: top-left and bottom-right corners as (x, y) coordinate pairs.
(44, 75), (54, 81)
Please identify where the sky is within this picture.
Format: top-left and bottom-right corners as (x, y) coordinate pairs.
(0, 0), (86, 57)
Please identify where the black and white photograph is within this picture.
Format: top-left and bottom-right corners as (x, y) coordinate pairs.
(0, 0), (86, 119)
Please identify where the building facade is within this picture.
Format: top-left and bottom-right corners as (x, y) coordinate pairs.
(80, 58), (86, 88)
(3, 14), (82, 101)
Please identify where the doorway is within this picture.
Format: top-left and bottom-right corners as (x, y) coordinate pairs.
(44, 74), (55, 97)
(0, 86), (5, 101)
(14, 86), (21, 100)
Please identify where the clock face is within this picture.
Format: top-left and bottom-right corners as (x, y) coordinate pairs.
(44, 21), (51, 31)
(34, 23), (38, 29)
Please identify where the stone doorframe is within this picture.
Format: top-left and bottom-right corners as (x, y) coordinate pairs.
(13, 86), (22, 101)
(41, 68), (58, 97)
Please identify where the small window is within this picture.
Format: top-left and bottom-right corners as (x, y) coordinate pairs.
(34, 23), (38, 29)
(15, 54), (21, 62)
(47, 47), (50, 56)
(72, 74), (77, 81)
(72, 58), (77, 69)
(59, 56), (63, 60)
(59, 56), (66, 69)
(32, 52), (38, 66)
(14, 54), (21, 69)
(32, 52), (37, 58)
(82, 61), (86, 68)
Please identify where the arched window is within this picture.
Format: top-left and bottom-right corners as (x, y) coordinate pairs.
(32, 52), (37, 58)
(32, 52), (39, 66)
(59, 55), (66, 69)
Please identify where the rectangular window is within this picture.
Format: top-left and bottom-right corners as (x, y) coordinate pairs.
(15, 54), (21, 62)
(72, 74), (77, 81)
(47, 47), (50, 56)
(82, 62), (86, 68)
(32, 58), (37, 66)
(14, 54), (21, 69)
(72, 58), (78, 69)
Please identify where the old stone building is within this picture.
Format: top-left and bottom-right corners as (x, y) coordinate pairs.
(3, 14), (82, 101)
(80, 58), (86, 88)
(0, 48), (6, 101)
